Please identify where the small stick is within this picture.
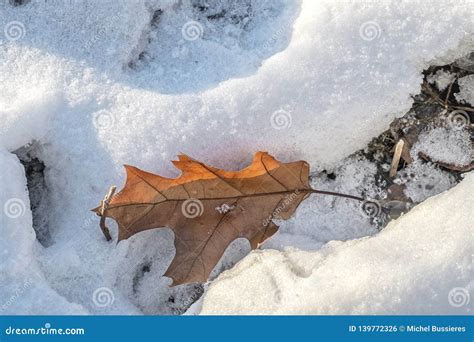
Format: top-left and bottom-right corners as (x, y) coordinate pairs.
(99, 185), (116, 241)
(422, 81), (451, 109)
(304, 189), (365, 202)
(452, 105), (474, 112)
(444, 80), (455, 107)
(305, 189), (387, 216)
(418, 152), (474, 172)
(389, 139), (404, 178)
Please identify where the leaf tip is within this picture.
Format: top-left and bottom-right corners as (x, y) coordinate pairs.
(90, 206), (101, 214)
(163, 271), (180, 287)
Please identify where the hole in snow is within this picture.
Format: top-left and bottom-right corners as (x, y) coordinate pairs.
(132, 260), (153, 294)
(9, 0), (30, 6)
(127, 0), (300, 94)
(13, 141), (53, 247)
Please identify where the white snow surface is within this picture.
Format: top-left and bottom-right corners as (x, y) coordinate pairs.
(0, 150), (87, 314)
(412, 127), (473, 167)
(200, 173), (474, 315)
(456, 74), (474, 105)
(0, 0), (473, 314)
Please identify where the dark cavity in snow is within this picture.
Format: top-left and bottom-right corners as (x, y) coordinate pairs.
(9, 0), (30, 6)
(14, 141), (52, 247)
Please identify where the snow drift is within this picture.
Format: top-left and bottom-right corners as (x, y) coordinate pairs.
(200, 173), (474, 315)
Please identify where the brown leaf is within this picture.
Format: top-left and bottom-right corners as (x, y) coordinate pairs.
(93, 152), (313, 285)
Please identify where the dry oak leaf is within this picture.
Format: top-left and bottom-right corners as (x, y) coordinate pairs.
(93, 152), (360, 285)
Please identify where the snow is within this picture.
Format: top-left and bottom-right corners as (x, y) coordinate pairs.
(200, 173), (474, 315)
(0, 150), (86, 314)
(0, 0), (473, 314)
(396, 160), (457, 204)
(456, 75), (474, 105)
(427, 69), (456, 91)
(263, 156), (381, 251)
(412, 127), (473, 167)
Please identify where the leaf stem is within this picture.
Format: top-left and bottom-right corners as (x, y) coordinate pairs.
(304, 189), (366, 202)
(99, 185), (117, 241)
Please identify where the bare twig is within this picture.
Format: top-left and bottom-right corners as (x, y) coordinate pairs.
(389, 139), (405, 177)
(422, 81), (447, 108)
(444, 80), (455, 107)
(418, 152), (474, 172)
(99, 185), (117, 241)
(452, 105), (474, 112)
